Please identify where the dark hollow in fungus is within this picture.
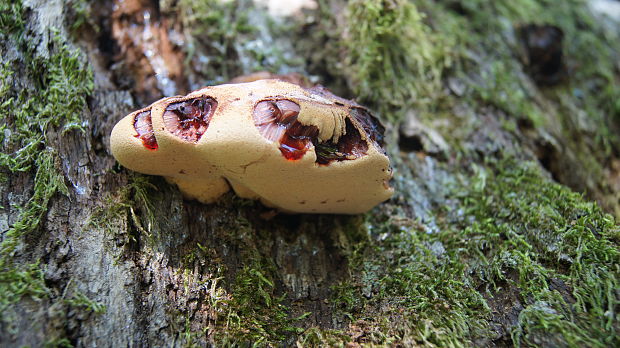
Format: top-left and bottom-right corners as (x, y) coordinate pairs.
(133, 110), (158, 150)
(350, 107), (385, 147)
(313, 118), (368, 165)
(163, 96), (217, 142)
(254, 99), (375, 164)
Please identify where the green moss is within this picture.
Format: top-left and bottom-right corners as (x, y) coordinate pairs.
(330, 281), (364, 321)
(64, 291), (106, 314)
(484, 1), (617, 131)
(87, 174), (158, 250)
(66, 0), (91, 33)
(354, 223), (491, 345)
(472, 60), (545, 127)
(305, 211), (488, 345)
(458, 157), (619, 346)
(173, 217), (308, 345)
(0, 151), (68, 326)
(0, 152), (68, 258)
(0, 35), (92, 171)
(343, 0), (453, 122)
(297, 327), (349, 346)
(298, 0), (619, 343)
(177, 0), (303, 85)
(0, 0), (24, 36)
(43, 337), (73, 348)
(0, 0), (93, 327)
(126, 175), (157, 230)
(0, 262), (49, 328)
(433, 0), (619, 206)
(312, 158), (618, 346)
(215, 263), (301, 344)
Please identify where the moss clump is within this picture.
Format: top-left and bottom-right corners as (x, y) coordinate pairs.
(343, 0), (453, 121)
(174, 256), (303, 346)
(0, 0), (93, 328)
(333, 219), (491, 346)
(296, 327), (350, 346)
(311, 158), (618, 346)
(0, 152), (68, 259)
(475, 0), (618, 132)
(215, 263), (301, 345)
(457, 157), (619, 346)
(0, 35), (92, 166)
(177, 0), (304, 86)
(337, 0), (619, 213)
(87, 174), (158, 252)
(0, 262), (48, 331)
(174, 216), (307, 346)
(0, 1), (24, 36)
(64, 291), (106, 315)
(43, 337), (73, 348)
(427, 0), (620, 214)
(472, 59), (546, 127)
(66, 0), (92, 33)
(330, 281), (364, 321)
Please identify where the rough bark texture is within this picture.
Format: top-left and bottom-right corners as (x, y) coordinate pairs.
(1, 0), (619, 347)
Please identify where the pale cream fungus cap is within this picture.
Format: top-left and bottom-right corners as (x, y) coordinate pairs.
(110, 79), (394, 214)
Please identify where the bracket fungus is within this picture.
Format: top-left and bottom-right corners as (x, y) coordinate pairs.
(110, 80), (393, 214)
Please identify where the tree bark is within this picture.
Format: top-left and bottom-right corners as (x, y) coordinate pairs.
(1, 0), (619, 347)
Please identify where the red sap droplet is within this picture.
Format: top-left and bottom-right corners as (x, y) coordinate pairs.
(143, 137), (159, 150)
(254, 99), (322, 161)
(280, 144), (306, 160)
(134, 110), (159, 150)
(279, 135), (310, 160)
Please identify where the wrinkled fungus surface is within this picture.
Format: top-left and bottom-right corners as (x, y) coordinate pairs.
(133, 110), (158, 150)
(163, 97), (217, 142)
(253, 98), (379, 164)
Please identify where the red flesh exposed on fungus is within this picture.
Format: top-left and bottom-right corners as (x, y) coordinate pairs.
(163, 97), (217, 142)
(279, 122), (319, 160)
(254, 100), (318, 160)
(253, 98), (384, 164)
(133, 110), (158, 150)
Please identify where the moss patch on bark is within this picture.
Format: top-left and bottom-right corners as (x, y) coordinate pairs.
(0, 0), (94, 333)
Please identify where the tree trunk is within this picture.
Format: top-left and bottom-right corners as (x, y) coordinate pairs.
(1, 0), (618, 347)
